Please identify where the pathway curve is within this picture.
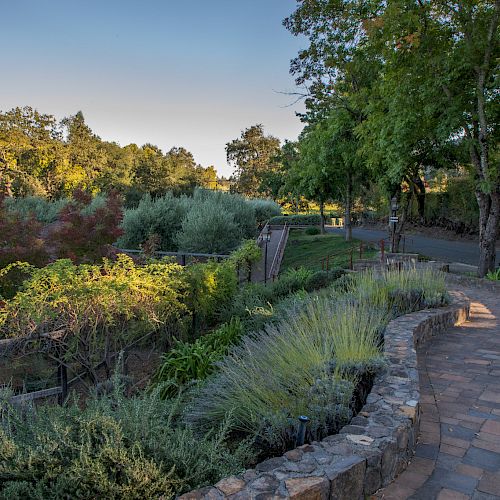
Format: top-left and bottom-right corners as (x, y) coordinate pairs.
(376, 283), (500, 499)
(328, 227), (500, 266)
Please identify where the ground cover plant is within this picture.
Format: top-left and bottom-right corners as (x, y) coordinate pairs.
(0, 382), (254, 499)
(280, 228), (377, 272)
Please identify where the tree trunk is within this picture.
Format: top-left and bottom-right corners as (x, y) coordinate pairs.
(344, 174), (352, 242)
(413, 175), (426, 223)
(477, 191), (499, 276)
(319, 200), (325, 234)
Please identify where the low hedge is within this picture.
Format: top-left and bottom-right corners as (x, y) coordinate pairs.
(269, 214), (321, 226)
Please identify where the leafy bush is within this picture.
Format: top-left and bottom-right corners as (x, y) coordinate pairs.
(0, 384), (254, 499)
(304, 269), (345, 290)
(486, 268), (500, 281)
(269, 214), (321, 226)
(118, 193), (189, 251)
(176, 197), (241, 253)
(48, 190), (124, 263)
(4, 196), (69, 223)
(184, 259), (238, 328)
(120, 189), (259, 254)
(153, 317), (244, 397)
(305, 226), (321, 235)
(270, 267), (315, 298)
(0, 255), (188, 379)
(247, 199), (282, 225)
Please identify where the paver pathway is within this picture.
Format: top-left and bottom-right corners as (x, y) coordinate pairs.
(252, 227), (284, 284)
(377, 284), (500, 499)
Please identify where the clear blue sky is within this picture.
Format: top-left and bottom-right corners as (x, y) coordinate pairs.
(1, 0), (305, 177)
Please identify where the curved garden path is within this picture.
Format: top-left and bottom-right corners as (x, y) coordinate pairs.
(376, 282), (500, 499)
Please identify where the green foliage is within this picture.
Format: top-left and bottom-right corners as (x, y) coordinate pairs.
(0, 255), (188, 375)
(153, 317), (244, 397)
(120, 189), (259, 254)
(176, 198), (241, 254)
(423, 176), (479, 233)
(4, 196), (69, 223)
(247, 199), (282, 225)
(0, 385), (254, 498)
(0, 107), (218, 199)
(184, 259), (238, 327)
(269, 214), (321, 226)
(119, 193), (189, 251)
(305, 226), (321, 235)
(486, 268), (500, 281)
(186, 298), (383, 451)
(186, 266), (448, 453)
(226, 124), (281, 197)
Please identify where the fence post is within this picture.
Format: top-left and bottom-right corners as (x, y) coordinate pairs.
(57, 361), (68, 405)
(181, 254), (186, 266)
(326, 255), (329, 273)
(380, 239), (385, 263)
(359, 242), (363, 259)
(349, 248), (353, 270)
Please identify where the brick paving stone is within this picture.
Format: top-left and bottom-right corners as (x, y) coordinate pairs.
(437, 489), (470, 500)
(455, 464), (485, 479)
(377, 286), (500, 499)
(478, 472), (500, 496)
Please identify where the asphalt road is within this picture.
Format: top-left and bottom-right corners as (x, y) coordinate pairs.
(328, 227), (500, 267)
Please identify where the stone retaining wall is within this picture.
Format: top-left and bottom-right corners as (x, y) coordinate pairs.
(180, 293), (470, 500)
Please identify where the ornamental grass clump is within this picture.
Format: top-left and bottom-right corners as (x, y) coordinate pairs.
(186, 298), (385, 453)
(337, 267), (448, 316)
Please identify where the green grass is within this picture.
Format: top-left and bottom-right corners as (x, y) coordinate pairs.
(281, 229), (377, 272)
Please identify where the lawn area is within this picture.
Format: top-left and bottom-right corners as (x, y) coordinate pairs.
(280, 228), (378, 272)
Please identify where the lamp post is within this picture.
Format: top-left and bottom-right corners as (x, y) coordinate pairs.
(390, 196), (400, 253)
(263, 228), (272, 284)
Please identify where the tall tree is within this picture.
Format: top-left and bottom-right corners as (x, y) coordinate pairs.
(226, 124), (281, 197)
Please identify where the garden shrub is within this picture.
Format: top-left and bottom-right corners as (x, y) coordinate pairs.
(184, 259), (238, 328)
(176, 197), (241, 254)
(191, 188), (256, 240)
(48, 190), (124, 263)
(0, 384), (254, 499)
(304, 269), (345, 291)
(120, 189), (261, 254)
(118, 193), (189, 251)
(247, 199), (282, 226)
(153, 317), (244, 397)
(269, 214), (321, 226)
(4, 196), (69, 223)
(305, 226), (321, 235)
(0, 255), (188, 380)
(270, 267), (315, 298)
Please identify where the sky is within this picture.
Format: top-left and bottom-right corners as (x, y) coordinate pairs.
(0, 0), (306, 177)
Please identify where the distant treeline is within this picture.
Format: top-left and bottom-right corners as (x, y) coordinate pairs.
(0, 106), (220, 202)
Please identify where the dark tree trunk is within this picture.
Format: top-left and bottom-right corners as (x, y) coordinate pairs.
(319, 200), (325, 234)
(477, 191), (499, 276)
(413, 175), (426, 223)
(344, 173), (352, 242)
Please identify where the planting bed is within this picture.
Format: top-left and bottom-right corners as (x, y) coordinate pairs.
(181, 291), (470, 499)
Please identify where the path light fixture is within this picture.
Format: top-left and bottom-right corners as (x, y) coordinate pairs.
(263, 227), (272, 284)
(296, 415), (310, 447)
(390, 196), (400, 253)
